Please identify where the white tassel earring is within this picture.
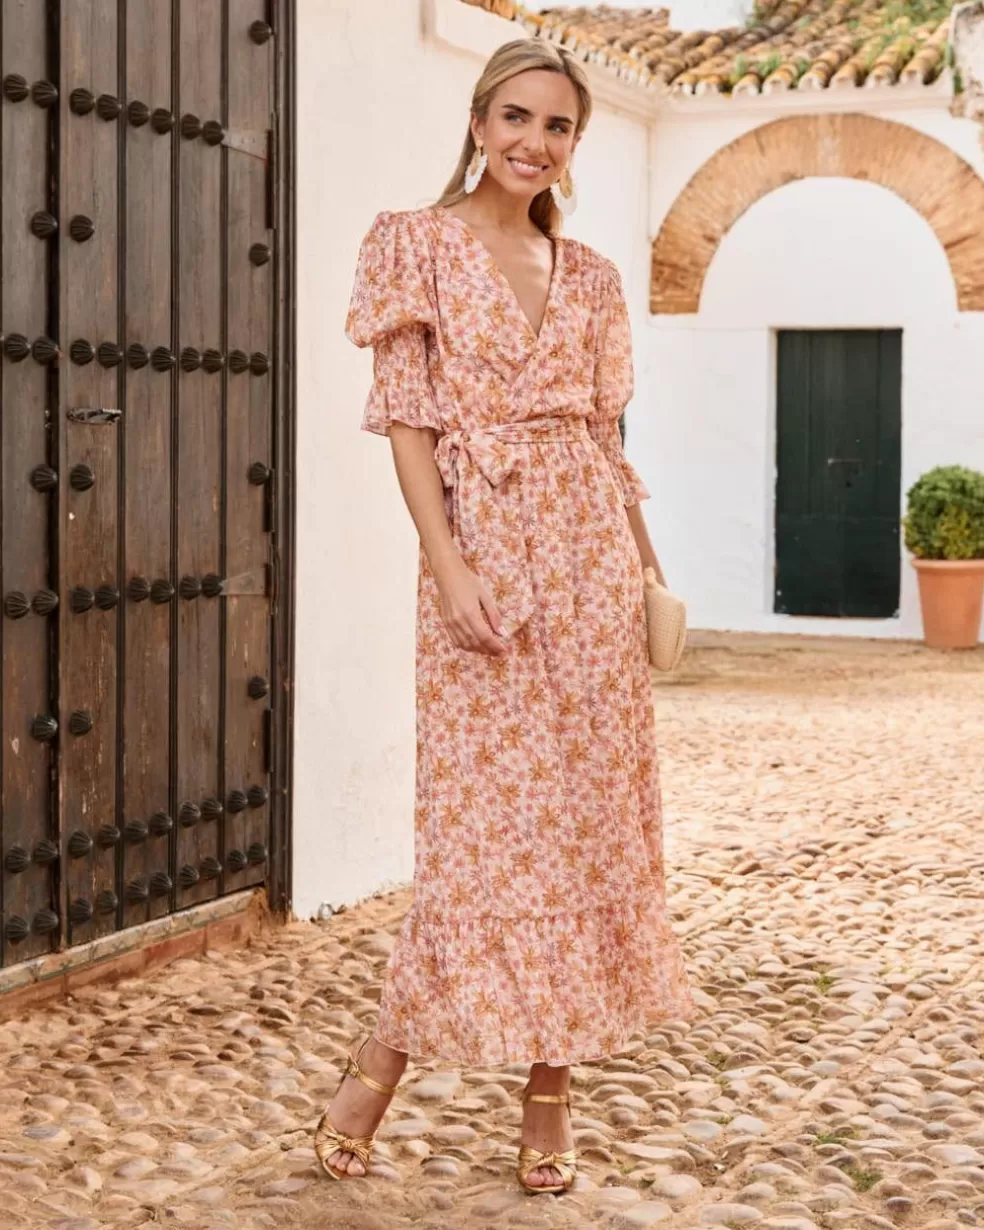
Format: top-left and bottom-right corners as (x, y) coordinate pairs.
(464, 140), (487, 194)
(550, 164), (578, 217)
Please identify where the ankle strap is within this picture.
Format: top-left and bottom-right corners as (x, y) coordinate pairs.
(345, 1035), (399, 1098)
(523, 1091), (570, 1105)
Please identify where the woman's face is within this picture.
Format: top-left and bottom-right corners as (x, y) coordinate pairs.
(472, 69), (580, 201)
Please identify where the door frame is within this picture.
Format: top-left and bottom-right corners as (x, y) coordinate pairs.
(767, 324), (904, 624)
(268, 0), (297, 916)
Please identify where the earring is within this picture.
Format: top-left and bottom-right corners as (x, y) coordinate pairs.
(550, 164), (578, 217)
(464, 141), (487, 194)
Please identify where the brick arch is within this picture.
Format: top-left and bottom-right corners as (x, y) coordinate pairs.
(651, 114), (984, 314)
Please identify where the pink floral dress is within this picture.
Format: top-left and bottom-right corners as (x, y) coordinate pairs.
(346, 207), (698, 1066)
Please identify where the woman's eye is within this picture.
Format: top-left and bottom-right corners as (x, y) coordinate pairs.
(503, 112), (567, 134)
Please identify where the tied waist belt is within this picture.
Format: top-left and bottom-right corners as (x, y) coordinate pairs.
(433, 416), (590, 639)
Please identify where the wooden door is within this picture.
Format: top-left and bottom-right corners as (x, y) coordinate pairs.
(775, 330), (902, 620)
(0, 1), (293, 966)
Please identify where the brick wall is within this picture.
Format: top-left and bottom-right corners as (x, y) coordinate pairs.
(651, 113), (984, 314)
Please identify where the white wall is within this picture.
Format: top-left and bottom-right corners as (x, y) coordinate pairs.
(295, 2), (984, 917)
(641, 172), (984, 637)
(294, 0), (650, 917)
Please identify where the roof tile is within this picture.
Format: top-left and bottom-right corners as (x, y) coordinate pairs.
(458, 0), (953, 96)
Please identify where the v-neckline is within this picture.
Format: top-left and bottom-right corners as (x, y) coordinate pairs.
(435, 207), (562, 342)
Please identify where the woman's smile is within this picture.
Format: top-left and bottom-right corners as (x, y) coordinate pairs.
(506, 154), (550, 180)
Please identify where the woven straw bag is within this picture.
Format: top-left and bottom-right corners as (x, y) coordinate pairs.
(642, 567), (687, 672)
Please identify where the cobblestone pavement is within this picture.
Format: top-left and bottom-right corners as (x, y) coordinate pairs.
(1, 636), (983, 1230)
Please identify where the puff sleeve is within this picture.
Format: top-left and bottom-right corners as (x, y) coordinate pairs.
(587, 261), (650, 506)
(345, 210), (444, 436)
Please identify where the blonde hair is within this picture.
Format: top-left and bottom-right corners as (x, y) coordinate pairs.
(436, 39), (592, 237)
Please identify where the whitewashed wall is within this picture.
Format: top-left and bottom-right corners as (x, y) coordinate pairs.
(295, 1), (984, 917)
(641, 102), (984, 638)
(294, 0), (651, 918)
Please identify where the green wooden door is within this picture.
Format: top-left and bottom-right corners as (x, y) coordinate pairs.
(775, 330), (901, 618)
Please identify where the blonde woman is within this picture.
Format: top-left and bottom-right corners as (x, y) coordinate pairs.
(316, 38), (698, 1196)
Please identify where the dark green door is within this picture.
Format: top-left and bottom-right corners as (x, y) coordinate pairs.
(775, 330), (901, 618)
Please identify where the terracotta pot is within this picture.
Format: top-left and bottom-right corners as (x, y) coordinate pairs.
(912, 558), (984, 649)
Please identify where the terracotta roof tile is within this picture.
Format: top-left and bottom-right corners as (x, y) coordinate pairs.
(458, 0), (953, 96)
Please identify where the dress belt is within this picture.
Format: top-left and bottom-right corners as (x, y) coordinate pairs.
(433, 416), (589, 639)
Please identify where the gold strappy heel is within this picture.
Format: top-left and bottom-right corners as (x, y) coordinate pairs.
(516, 1083), (578, 1195)
(314, 1033), (399, 1181)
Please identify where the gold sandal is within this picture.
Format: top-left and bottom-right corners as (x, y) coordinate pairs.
(516, 1084), (578, 1195)
(314, 1033), (399, 1181)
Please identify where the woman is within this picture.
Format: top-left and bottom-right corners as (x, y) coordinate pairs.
(316, 38), (699, 1196)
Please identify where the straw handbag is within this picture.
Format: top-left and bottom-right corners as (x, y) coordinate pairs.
(642, 567), (687, 672)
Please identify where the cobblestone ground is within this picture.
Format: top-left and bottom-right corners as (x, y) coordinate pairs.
(1, 636), (983, 1230)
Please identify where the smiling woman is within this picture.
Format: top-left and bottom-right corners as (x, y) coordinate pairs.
(317, 36), (699, 1198)
(438, 39), (589, 236)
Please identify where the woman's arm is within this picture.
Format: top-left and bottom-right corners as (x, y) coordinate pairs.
(344, 214), (505, 652)
(389, 422), (508, 656)
(588, 263), (667, 587)
(626, 502), (667, 587)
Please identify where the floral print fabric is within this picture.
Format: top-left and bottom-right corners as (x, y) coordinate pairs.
(346, 207), (698, 1065)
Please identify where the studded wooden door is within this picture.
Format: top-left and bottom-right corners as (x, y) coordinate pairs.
(0, 1), (294, 965)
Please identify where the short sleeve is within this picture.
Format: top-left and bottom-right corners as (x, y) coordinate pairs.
(345, 210), (443, 436)
(587, 261), (650, 506)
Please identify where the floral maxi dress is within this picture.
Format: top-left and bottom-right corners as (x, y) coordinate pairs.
(346, 207), (698, 1066)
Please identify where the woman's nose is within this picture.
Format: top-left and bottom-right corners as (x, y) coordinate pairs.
(522, 128), (548, 157)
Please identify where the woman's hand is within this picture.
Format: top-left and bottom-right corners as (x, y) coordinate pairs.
(433, 555), (508, 657)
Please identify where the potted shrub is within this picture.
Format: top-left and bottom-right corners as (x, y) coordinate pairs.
(903, 465), (984, 649)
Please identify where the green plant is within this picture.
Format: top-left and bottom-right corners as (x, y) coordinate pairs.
(746, 1), (774, 29)
(846, 1164), (883, 1192)
(903, 465), (984, 560)
(883, 0), (951, 26)
(814, 1127), (860, 1145)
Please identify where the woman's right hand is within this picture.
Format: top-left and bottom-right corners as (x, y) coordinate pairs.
(433, 555), (508, 657)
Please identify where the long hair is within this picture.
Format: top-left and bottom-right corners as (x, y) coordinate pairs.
(435, 39), (593, 237)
